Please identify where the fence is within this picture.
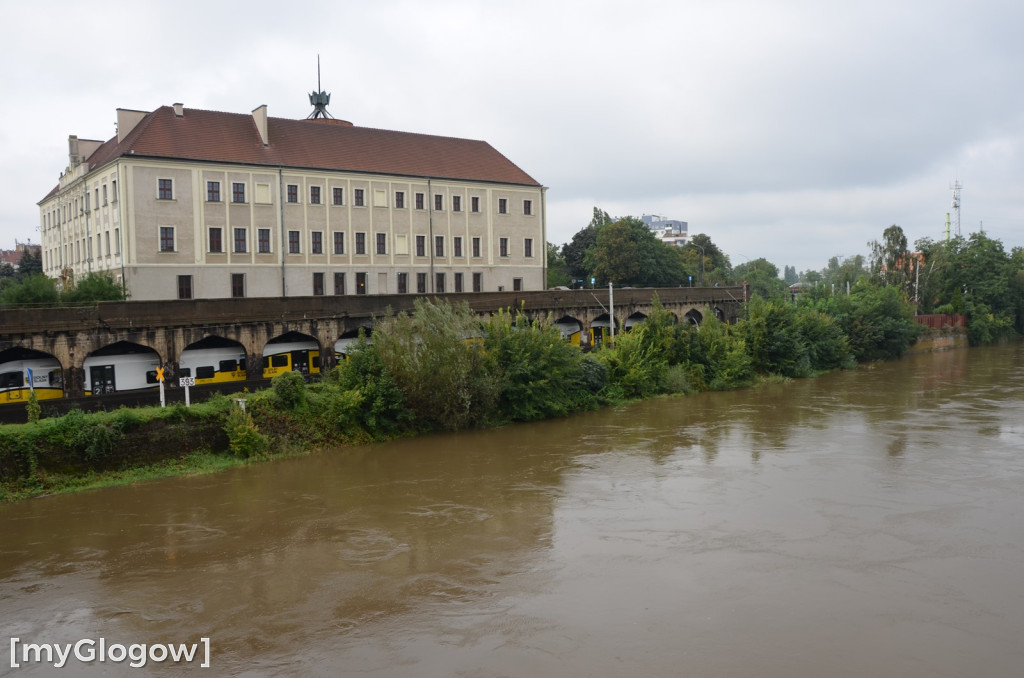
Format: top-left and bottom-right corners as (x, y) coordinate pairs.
(915, 314), (966, 329)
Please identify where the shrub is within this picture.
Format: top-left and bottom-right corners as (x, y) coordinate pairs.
(271, 370), (307, 410)
(224, 407), (270, 458)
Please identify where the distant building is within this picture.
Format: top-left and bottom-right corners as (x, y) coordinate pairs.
(641, 214), (688, 247)
(0, 240), (40, 270)
(38, 96), (546, 300)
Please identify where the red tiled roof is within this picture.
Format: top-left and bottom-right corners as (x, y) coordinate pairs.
(81, 106), (541, 187)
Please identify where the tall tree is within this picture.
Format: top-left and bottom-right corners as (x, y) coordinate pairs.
(588, 217), (686, 287)
(869, 224), (912, 294)
(561, 207), (612, 282)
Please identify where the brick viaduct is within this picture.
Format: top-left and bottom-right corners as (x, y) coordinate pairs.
(1, 286), (747, 398)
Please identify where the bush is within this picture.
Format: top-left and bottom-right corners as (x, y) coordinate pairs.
(224, 407), (270, 458)
(271, 370), (307, 410)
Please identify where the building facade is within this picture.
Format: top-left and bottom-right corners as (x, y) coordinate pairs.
(641, 214), (688, 247)
(38, 102), (546, 300)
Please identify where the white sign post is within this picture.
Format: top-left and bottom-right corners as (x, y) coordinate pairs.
(179, 376), (195, 407)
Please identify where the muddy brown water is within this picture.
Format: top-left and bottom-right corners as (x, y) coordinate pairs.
(2, 344), (1023, 676)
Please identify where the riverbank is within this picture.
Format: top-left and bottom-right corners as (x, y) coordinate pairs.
(0, 294), (957, 503)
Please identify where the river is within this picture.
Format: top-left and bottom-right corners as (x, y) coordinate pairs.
(2, 343), (1023, 677)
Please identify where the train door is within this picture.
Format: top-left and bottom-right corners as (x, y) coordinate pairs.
(292, 351), (310, 374)
(90, 365), (116, 394)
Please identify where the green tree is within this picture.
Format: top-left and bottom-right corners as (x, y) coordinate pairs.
(783, 265), (799, 284)
(733, 258), (786, 300)
(61, 272), (126, 303)
(588, 217), (687, 287)
(16, 249), (43, 277)
(561, 207), (612, 282)
(0, 274), (59, 306)
(546, 242), (572, 288)
(684, 234), (731, 285)
(869, 224), (913, 294)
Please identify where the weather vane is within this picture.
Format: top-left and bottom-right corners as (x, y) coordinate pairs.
(307, 55), (333, 119)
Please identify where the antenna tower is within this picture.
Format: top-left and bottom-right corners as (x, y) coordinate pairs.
(949, 179), (962, 236)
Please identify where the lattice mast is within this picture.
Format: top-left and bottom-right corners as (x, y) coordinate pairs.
(950, 179), (962, 237)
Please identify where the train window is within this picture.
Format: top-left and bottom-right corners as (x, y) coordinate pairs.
(0, 371), (22, 388)
(261, 356), (270, 368)
(196, 366), (215, 380)
(179, 367), (191, 377)
(48, 370), (63, 386)
(312, 356), (321, 368)
(146, 371), (159, 384)
(271, 355), (289, 368)
(219, 359), (238, 372)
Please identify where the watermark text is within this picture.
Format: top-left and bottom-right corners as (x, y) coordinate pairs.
(9, 637), (210, 669)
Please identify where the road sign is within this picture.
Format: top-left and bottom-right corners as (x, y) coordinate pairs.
(156, 367), (165, 382)
(179, 377), (196, 387)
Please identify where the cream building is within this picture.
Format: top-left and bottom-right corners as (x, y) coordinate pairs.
(38, 99), (546, 300)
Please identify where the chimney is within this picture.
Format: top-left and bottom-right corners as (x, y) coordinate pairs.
(68, 135), (81, 167)
(173, 102), (184, 117)
(251, 104), (269, 146)
(116, 108), (148, 143)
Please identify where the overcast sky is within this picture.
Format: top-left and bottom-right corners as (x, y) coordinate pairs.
(2, 0), (1021, 274)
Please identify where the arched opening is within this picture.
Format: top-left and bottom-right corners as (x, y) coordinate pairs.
(553, 315), (583, 346)
(0, 347), (64, 404)
(334, 327), (372, 361)
(684, 309), (704, 327)
(589, 313), (618, 347)
(624, 312), (648, 332)
(262, 331), (321, 378)
(179, 336), (247, 384)
(83, 341), (161, 395)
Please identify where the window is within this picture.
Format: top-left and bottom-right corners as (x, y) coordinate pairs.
(255, 183), (271, 204)
(207, 181), (220, 202)
(415, 235), (426, 257)
(471, 196), (480, 213)
(231, 273), (245, 298)
(102, 184), (108, 205)
(434, 194), (444, 211)
(111, 180), (118, 202)
(452, 195), (462, 212)
(524, 199), (533, 216)
(435, 273), (445, 293)
(376, 233), (387, 255)
(397, 272), (408, 294)
(454, 236), (463, 257)
(354, 189), (365, 207)
(287, 184), (298, 203)
(234, 228), (247, 253)
(498, 198), (508, 214)
(499, 237), (509, 257)
(514, 278), (523, 291)
(177, 275), (193, 299)
(333, 232), (345, 255)
(258, 228), (271, 253)
(288, 230), (300, 254)
(356, 272), (367, 295)
(473, 272), (483, 292)
(310, 186), (321, 204)
(311, 231), (323, 254)
(454, 272), (464, 293)
(524, 238), (533, 258)
(312, 272), (325, 296)
(209, 228), (223, 253)
(114, 228), (120, 254)
(333, 272), (345, 295)
(416, 272), (427, 293)
(158, 179), (173, 200)
(232, 183), (246, 203)
(160, 226), (175, 252)
(435, 236), (444, 257)
(395, 191), (405, 209)
(355, 232), (366, 255)
(333, 187), (344, 205)
(472, 237), (481, 258)
(415, 192), (424, 210)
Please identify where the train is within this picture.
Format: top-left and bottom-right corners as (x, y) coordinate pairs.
(83, 345), (162, 395)
(0, 348), (64, 404)
(179, 340), (247, 384)
(262, 337), (321, 378)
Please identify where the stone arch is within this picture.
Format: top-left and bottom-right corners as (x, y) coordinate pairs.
(179, 336), (248, 385)
(589, 313), (619, 347)
(262, 331), (322, 378)
(684, 309), (704, 326)
(0, 346), (65, 403)
(83, 340), (162, 395)
(553, 315), (583, 346)
(624, 312), (648, 332)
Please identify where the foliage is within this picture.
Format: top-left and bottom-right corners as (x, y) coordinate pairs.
(26, 390), (41, 424)
(483, 308), (597, 420)
(737, 296), (811, 377)
(561, 207), (611, 282)
(804, 284), (919, 361)
(869, 224), (914, 294)
(331, 335), (411, 438)
(17, 249), (43, 277)
(733, 258), (786, 300)
(546, 242), (572, 288)
(373, 299), (500, 431)
(586, 217), (687, 287)
(224, 407), (270, 458)
(61, 272), (126, 303)
(0, 274), (59, 306)
(270, 370), (307, 410)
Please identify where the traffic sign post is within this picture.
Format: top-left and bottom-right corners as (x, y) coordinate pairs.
(157, 367), (166, 407)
